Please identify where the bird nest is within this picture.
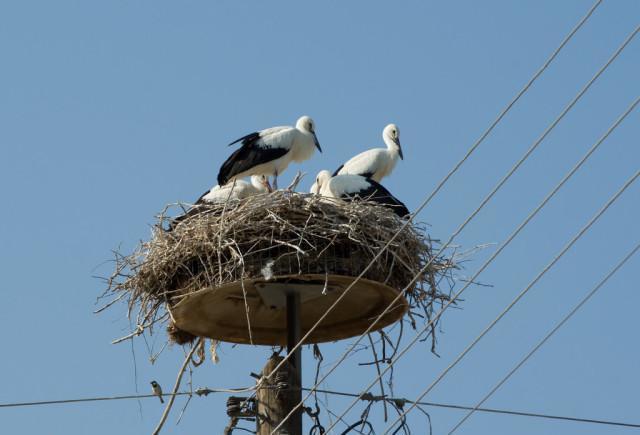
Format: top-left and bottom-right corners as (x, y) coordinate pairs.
(101, 191), (457, 346)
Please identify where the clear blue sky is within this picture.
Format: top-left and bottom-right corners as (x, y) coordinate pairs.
(1, 1), (638, 434)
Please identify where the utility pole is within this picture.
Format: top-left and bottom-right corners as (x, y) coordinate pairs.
(257, 292), (302, 434)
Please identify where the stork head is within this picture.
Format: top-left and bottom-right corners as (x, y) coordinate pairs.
(297, 115), (322, 152)
(250, 175), (271, 192)
(313, 170), (332, 193)
(383, 124), (403, 159)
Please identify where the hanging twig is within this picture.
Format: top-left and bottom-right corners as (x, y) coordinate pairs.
(152, 337), (203, 435)
(367, 333), (388, 422)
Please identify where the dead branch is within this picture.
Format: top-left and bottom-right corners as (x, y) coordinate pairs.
(152, 337), (203, 435)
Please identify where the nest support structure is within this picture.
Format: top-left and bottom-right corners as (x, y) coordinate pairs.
(102, 191), (457, 347)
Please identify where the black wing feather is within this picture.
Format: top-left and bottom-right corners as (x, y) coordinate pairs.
(341, 179), (410, 218)
(194, 188), (212, 205)
(360, 171), (375, 179)
(217, 139), (289, 185)
(167, 187), (220, 231)
(332, 163), (374, 179)
(228, 131), (261, 147)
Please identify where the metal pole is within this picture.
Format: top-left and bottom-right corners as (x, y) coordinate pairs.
(286, 291), (302, 433)
(257, 292), (302, 435)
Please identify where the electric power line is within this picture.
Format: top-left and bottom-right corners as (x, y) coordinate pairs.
(254, 0), (605, 402)
(2, 385), (639, 430)
(301, 388), (640, 430)
(282, 22), (640, 434)
(384, 169), (640, 433)
(383, 95), (640, 428)
(0, 386), (255, 409)
(447, 241), (640, 433)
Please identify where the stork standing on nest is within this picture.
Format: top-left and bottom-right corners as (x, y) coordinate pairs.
(333, 123), (403, 182)
(313, 170), (410, 217)
(217, 116), (322, 190)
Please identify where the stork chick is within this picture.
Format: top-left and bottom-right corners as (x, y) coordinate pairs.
(314, 170), (409, 217)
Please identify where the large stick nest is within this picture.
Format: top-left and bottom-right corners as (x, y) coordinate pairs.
(102, 191), (457, 345)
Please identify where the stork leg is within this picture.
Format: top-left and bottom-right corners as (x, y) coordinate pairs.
(273, 171), (279, 191)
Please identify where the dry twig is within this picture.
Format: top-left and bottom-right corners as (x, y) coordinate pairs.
(152, 337), (203, 435)
(101, 192), (457, 349)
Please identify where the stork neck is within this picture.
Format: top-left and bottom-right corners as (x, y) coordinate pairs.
(291, 130), (315, 162)
(384, 136), (401, 157)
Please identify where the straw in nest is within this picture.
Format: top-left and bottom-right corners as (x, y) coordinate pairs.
(101, 191), (457, 346)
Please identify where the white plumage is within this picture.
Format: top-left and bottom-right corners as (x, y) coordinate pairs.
(333, 124), (403, 182)
(198, 175), (270, 204)
(313, 170), (409, 217)
(309, 179), (321, 195)
(218, 116), (321, 189)
(169, 175), (270, 231)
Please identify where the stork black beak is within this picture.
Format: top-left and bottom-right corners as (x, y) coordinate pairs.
(396, 138), (403, 160)
(313, 132), (322, 152)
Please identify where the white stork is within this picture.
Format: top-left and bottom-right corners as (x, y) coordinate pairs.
(169, 176), (270, 230)
(333, 123), (403, 182)
(314, 170), (410, 218)
(218, 116), (321, 189)
(309, 179), (321, 195)
(196, 175), (270, 204)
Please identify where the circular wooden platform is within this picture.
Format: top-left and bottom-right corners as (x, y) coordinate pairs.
(169, 274), (408, 345)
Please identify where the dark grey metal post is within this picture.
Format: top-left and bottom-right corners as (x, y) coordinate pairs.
(256, 292), (303, 434)
(286, 292), (302, 433)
